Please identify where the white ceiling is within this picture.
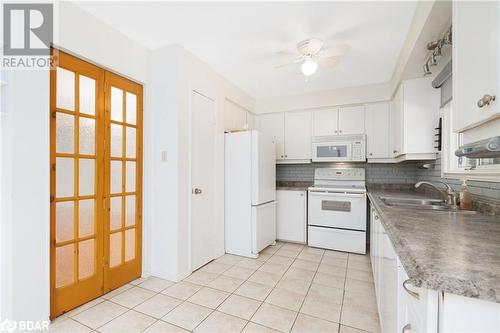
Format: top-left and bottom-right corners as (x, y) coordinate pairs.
(74, 1), (417, 99)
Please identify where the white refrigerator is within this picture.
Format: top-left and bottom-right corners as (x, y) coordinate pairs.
(225, 130), (276, 258)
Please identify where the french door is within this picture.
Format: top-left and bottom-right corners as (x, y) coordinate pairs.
(50, 50), (142, 318)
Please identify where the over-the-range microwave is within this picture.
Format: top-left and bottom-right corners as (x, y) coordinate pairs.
(311, 134), (366, 162)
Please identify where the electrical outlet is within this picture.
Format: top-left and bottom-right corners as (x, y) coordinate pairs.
(392, 165), (399, 175)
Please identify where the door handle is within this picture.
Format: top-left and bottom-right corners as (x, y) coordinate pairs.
(402, 323), (411, 333)
(193, 188), (202, 195)
(403, 279), (420, 300)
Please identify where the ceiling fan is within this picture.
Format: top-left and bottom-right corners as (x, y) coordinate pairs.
(275, 38), (349, 77)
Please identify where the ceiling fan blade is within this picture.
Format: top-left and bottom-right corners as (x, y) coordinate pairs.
(317, 56), (339, 69)
(320, 44), (350, 58)
(274, 56), (303, 69)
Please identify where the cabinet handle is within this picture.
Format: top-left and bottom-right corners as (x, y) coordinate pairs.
(339, 130), (343, 133)
(477, 94), (496, 108)
(402, 323), (411, 333)
(369, 153), (373, 156)
(285, 155), (288, 158)
(403, 279), (420, 300)
(374, 215), (379, 220)
(281, 155), (284, 158)
(393, 150), (398, 154)
(300, 193), (304, 196)
(334, 130), (338, 134)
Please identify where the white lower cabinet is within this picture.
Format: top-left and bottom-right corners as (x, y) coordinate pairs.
(276, 190), (306, 243)
(370, 203), (500, 333)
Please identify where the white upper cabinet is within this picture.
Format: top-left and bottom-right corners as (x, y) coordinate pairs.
(313, 106), (365, 136)
(391, 85), (403, 157)
(256, 112), (285, 160)
(284, 111), (312, 160)
(453, 1), (500, 132)
(365, 102), (390, 159)
(312, 108), (339, 136)
(390, 78), (439, 161)
(338, 105), (365, 135)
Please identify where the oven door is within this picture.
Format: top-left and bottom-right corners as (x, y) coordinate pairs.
(308, 191), (367, 231)
(312, 142), (352, 162)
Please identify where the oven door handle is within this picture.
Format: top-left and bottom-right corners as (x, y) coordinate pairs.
(309, 191), (365, 198)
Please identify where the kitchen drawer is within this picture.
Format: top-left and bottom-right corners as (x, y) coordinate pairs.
(308, 226), (366, 254)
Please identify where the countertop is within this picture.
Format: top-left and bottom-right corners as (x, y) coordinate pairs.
(368, 189), (500, 303)
(276, 181), (312, 191)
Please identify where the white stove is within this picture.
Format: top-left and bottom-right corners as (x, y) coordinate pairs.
(307, 168), (367, 254)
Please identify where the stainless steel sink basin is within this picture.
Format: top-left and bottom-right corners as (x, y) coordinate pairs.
(380, 196), (478, 214)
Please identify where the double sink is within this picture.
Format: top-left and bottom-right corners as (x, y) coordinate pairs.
(380, 196), (478, 215)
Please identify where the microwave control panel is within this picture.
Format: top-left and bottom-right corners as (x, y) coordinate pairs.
(351, 140), (366, 161)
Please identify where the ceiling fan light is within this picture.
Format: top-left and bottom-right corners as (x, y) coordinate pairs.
(301, 59), (318, 76)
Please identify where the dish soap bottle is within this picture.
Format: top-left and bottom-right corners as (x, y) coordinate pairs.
(460, 180), (472, 210)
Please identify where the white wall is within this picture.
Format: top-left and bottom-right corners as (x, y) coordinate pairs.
(255, 82), (391, 114)
(0, 2), (151, 322)
(148, 45), (255, 281)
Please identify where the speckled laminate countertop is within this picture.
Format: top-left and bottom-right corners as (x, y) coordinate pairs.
(276, 181), (312, 191)
(368, 189), (500, 303)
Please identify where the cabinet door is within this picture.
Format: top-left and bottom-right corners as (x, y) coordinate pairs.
(276, 190), (306, 243)
(338, 105), (365, 135)
(313, 108), (338, 136)
(381, 231), (398, 333)
(453, 1), (500, 131)
(390, 86), (403, 157)
(284, 111), (312, 160)
(257, 113), (285, 160)
(365, 103), (390, 159)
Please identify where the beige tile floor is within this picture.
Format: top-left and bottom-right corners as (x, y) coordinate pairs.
(49, 242), (380, 333)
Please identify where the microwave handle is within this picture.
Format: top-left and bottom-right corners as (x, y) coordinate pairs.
(309, 191), (365, 198)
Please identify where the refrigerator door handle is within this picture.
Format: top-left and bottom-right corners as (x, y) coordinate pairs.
(252, 200), (277, 208)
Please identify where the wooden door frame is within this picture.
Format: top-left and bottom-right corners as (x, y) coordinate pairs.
(103, 71), (143, 292)
(50, 49), (143, 318)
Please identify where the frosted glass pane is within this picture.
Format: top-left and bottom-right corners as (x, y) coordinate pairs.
(56, 158), (74, 198)
(56, 201), (74, 243)
(79, 117), (95, 155)
(126, 161), (136, 192)
(78, 239), (94, 280)
(79, 199), (94, 238)
(79, 159), (95, 196)
(110, 197), (122, 231)
(56, 113), (74, 153)
(125, 195), (135, 227)
(79, 75), (96, 115)
(126, 127), (136, 158)
(56, 244), (74, 288)
(110, 161), (122, 194)
(109, 232), (122, 268)
(125, 229), (135, 262)
(126, 92), (137, 125)
(56, 67), (75, 111)
(111, 124), (123, 157)
(111, 87), (123, 122)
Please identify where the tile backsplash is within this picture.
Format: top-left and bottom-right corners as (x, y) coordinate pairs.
(415, 153), (500, 200)
(276, 154), (500, 200)
(276, 161), (418, 184)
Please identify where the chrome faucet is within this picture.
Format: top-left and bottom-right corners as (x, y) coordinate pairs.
(415, 181), (459, 209)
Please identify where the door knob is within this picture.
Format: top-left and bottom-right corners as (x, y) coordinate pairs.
(477, 94), (496, 108)
(193, 188), (202, 195)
